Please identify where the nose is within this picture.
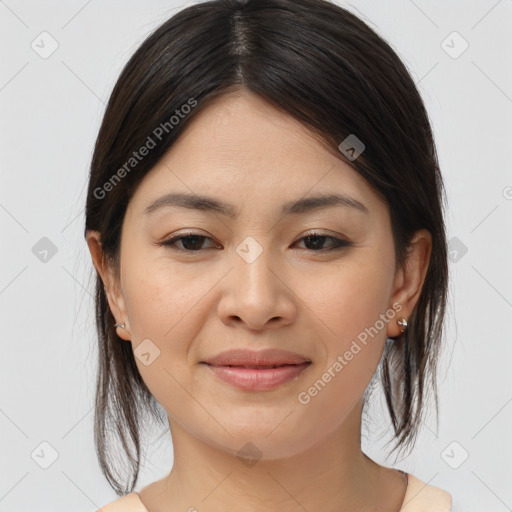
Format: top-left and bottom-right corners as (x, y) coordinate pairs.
(217, 242), (297, 331)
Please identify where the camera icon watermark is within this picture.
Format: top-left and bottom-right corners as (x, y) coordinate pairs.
(441, 31), (469, 59)
(441, 441), (469, 469)
(236, 236), (263, 264)
(338, 134), (365, 161)
(31, 441), (59, 469)
(31, 31), (59, 59)
(448, 236), (468, 263)
(32, 236), (58, 263)
(134, 338), (161, 366)
(236, 441), (262, 468)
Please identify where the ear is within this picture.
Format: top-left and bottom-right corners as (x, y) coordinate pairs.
(85, 230), (131, 341)
(387, 229), (432, 338)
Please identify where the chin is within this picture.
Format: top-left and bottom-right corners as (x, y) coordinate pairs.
(193, 417), (318, 462)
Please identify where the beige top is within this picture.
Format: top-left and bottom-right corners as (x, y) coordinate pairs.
(96, 473), (452, 511)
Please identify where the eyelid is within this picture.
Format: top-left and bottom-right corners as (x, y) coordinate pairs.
(158, 229), (352, 253)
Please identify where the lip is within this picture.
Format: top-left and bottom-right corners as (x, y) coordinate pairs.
(200, 348), (312, 391)
(203, 362), (311, 391)
(201, 348), (311, 367)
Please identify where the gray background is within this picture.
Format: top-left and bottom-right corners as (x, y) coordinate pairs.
(1, 1), (511, 511)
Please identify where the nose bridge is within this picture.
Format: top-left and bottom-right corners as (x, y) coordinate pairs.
(219, 233), (294, 329)
(233, 234), (277, 297)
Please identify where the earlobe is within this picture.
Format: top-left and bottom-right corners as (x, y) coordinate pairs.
(387, 229), (432, 338)
(106, 287), (132, 341)
(114, 319), (131, 341)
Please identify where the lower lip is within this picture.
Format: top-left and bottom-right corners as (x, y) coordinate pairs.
(203, 362), (311, 391)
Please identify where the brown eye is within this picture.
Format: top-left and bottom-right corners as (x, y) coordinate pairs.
(295, 232), (351, 252)
(160, 233), (218, 252)
(159, 231), (351, 254)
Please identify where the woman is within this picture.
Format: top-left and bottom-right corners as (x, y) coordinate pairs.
(86, 0), (452, 510)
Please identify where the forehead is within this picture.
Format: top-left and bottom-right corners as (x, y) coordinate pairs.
(127, 90), (385, 220)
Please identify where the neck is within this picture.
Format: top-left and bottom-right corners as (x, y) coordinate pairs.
(140, 400), (408, 512)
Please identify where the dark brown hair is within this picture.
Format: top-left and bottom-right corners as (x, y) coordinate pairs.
(84, 0), (448, 495)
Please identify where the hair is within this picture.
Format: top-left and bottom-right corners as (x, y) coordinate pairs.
(84, 0), (449, 496)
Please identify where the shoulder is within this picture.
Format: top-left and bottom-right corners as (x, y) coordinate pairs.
(94, 474), (452, 512)
(96, 492), (148, 512)
(402, 473), (452, 512)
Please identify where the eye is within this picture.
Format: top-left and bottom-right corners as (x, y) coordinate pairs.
(293, 232), (352, 252)
(159, 231), (352, 253)
(159, 232), (219, 252)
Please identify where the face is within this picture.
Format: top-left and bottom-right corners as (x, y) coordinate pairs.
(88, 89), (430, 461)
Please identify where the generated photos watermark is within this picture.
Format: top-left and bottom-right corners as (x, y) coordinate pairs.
(297, 301), (403, 405)
(93, 97), (198, 200)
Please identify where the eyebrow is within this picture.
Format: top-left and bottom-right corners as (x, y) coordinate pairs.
(143, 191), (369, 218)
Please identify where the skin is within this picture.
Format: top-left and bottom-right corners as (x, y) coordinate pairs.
(87, 89), (432, 512)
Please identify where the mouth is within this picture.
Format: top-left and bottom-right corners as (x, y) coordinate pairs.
(206, 363), (304, 369)
(200, 348), (312, 391)
(201, 361), (312, 391)
(201, 348), (312, 367)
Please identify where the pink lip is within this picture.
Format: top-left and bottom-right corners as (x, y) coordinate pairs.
(201, 348), (312, 391)
(202, 348), (311, 367)
(204, 362), (311, 391)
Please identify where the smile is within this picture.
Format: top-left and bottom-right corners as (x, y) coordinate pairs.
(202, 362), (312, 391)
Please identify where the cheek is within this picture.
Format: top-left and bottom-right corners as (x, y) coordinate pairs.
(121, 263), (210, 411)
(306, 255), (393, 343)
(121, 240), (208, 335)
(120, 249), (223, 370)
(299, 251), (394, 399)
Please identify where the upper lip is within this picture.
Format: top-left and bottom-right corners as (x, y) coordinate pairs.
(202, 348), (312, 366)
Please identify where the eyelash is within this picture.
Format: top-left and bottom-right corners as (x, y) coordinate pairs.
(159, 231), (352, 253)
